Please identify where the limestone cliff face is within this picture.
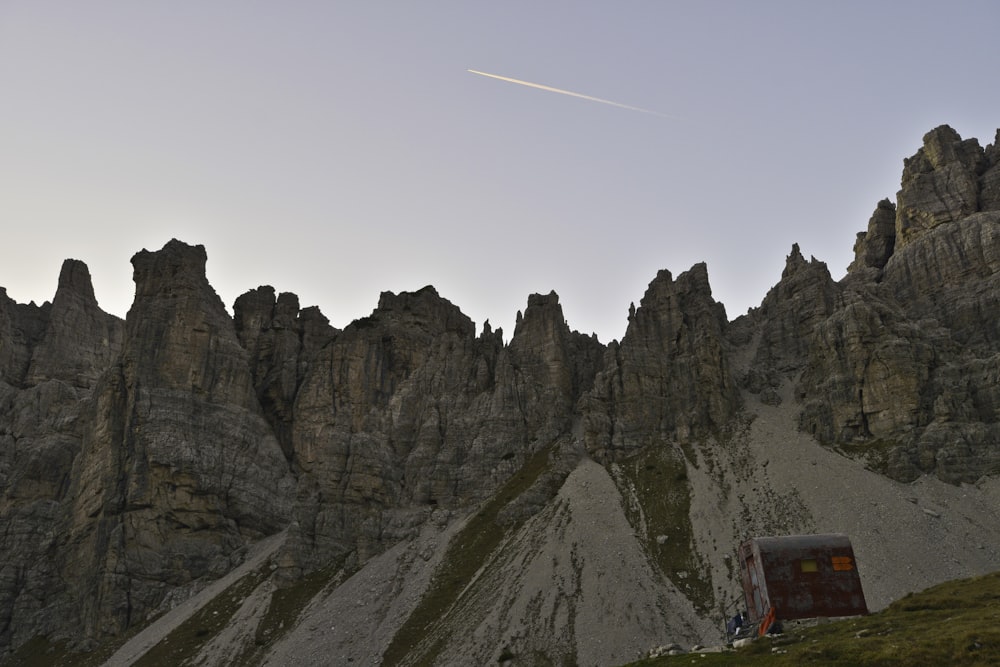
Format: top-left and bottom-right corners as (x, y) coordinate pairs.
(64, 241), (295, 643)
(794, 126), (1000, 483)
(0, 290), (49, 388)
(0, 376), (80, 655)
(583, 263), (740, 459)
(234, 286), (337, 460)
(751, 245), (841, 372)
(0, 262), (121, 654)
(847, 198), (897, 278)
(25, 259), (124, 389)
(1, 241), (296, 652)
(285, 286), (603, 572)
(895, 125), (986, 244)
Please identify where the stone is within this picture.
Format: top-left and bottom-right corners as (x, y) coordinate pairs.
(847, 198), (897, 277)
(582, 263), (740, 460)
(283, 285), (604, 574)
(234, 286), (337, 459)
(749, 244), (840, 372)
(795, 127), (1000, 482)
(2, 239), (296, 649)
(896, 125), (984, 245)
(980, 130), (1000, 211)
(25, 259), (124, 389)
(0, 289), (49, 388)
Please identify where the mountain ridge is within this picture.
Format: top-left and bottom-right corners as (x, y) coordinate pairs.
(2, 124), (1000, 666)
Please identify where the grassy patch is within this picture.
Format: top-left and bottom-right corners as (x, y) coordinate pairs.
(131, 565), (270, 667)
(3, 636), (95, 667)
(625, 570), (1000, 666)
(9, 551), (343, 667)
(6, 610), (167, 667)
(381, 441), (557, 667)
(833, 438), (897, 475)
(232, 559), (345, 665)
(614, 445), (715, 615)
(7, 564), (274, 667)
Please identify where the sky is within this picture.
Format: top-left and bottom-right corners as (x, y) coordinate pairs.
(1, 2), (998, 344)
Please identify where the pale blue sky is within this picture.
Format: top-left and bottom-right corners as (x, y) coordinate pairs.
(2, 2), (998, 342)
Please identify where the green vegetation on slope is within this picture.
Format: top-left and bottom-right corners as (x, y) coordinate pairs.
(614, 444), (715, 615)
(132, 565), (270, 667)
(381, 440), (557, 667)
(4, 636), (106, 667)
(232, 559), (345, 666)
(834, 438), (898, 476)
(6, 606), (169, 667)
(628, 570), (1000, 667)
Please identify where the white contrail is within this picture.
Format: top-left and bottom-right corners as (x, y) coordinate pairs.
(468, 69), (667, 117)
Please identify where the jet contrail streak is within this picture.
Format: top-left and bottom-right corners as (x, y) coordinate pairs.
(467, 69), (667, 117)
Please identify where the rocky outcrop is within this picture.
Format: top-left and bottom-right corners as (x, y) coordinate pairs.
(0, 240), (297, 652)
(795, 126), (1000, 483)
(751, 244), (841, 373)
(583, 263), (740, 459)
(797, 293), (942, 447)
(25, 259), (123, 389)
(882, 212), (1000, 347)
(847, 198), (897, 279)
(896, 125), (986, 245)
(66, 241), (294, 644)
(981, 129), (1000, 211)
(0, 261), (123, 653)
(234, 287), (337, 459)
(284, 286), (604, 573)
(0, 378), (81, 655)
(0, 290), (49, 388)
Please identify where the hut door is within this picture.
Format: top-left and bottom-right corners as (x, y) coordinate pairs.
(746, 556), (766, 619)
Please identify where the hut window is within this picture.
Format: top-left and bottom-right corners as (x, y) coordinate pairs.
(832, 556), (854, 571)
(800, 558), (818, 573)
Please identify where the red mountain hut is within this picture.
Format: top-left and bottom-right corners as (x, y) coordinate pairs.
(737, 533), (869, 636)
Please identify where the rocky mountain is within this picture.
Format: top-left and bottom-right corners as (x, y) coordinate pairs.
(2, 125), (1000, 666)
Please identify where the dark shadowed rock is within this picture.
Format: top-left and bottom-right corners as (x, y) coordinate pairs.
(981, 129), (1000, 211)
(0, 261), (123, 652)
(896, 125), (985, 245)
(583, 263), (739, 459)
(282, 285), (604, 574)
(848, 198), (897, 279)
(25, 259), (123, 388)
(795, 127), (1000, 483)
(0, 290), (49, 388)
(234, 286), (337, 459)
(752, 244), (841, 372)
(0, 378), (81, 653)
(59, 239), (295, 645)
